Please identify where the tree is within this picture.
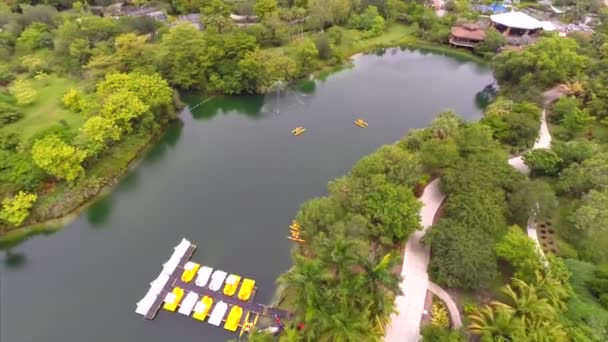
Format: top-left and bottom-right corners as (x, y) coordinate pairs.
(0, 103), (24, 127)
(507, 179), (557, 226)
(16, 22), (52, 52)
(201, 0), (233, 33)
(62, 88), (86, 112)
(0, 191), (37, 227)
(114, 33), (152, 72)
(523, 149), (563, 176)
(551, 96), (579, 124)
(562, 105), (593, 136)
(474, 27), (505, 58)
(351, 144), (423, 188)
(294, 38), (319, 76)
(495, 226), (543, 282)
(468, 305), (526, 341)
(31, 134), (87, 181)
(99, 91), (150, 135)
(482, 99), (541, 148)
(330, 174), (422, 244)
(254, 0), (278, 20)
(9, 78), (38, 105)
(570, 190), (608, 262)
(552, 139), (599, 167)
(171, 0), (204, 13)
(96, 73), (173, 110)
(492, 36), (589, 88)
(157, 24), (206, 89)
(558, 153), (608, 196)
(429, 219), (499, 289)
(349, 6), (386, 38)
(239, 49), (297, 93)
(501, 278), (558, 324)
(81, 116), (121, 145)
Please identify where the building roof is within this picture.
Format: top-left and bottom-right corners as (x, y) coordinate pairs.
(451, 24), (486, 41)
(490, 11), (543, 30)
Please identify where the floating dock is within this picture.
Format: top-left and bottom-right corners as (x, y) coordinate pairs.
(135, 238), (291, 335)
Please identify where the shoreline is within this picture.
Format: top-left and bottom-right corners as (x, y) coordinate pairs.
(0, 120), (178, 245)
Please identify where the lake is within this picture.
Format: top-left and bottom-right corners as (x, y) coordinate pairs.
(0, 48), (494, 342)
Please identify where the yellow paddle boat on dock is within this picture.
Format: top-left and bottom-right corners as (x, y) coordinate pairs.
(238, 278), (256, 301)
(163, 287), (184, 312)
(291, 126), (306, 136)
(181, 262), (200, 283)
(223, 274), (242, 296)
(355, 119), (368, 128)
(224, 305), (244, 332)
(192, 296), (213, 321)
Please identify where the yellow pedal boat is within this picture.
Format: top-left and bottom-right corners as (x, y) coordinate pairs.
(223, 274), (242, 297)
(163, 287), (184, 312)
(355, 119), (368, 128)
(238, 278), (256, 301)
(224, 305), (243, 332)
(291, 126), (306, 136)
(181, 261), (200, 283)
(192, 296), (213, 321)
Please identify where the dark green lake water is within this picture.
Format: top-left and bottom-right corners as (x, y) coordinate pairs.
(0, 49), (493, 342)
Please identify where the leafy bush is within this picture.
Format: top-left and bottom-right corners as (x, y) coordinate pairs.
(0, 191), (38, 226)
(0, 131), (20, 151)
(9, 78), (38, 105)
(523, 149), (563, 176)
(431, 302), (450, 328)
(314, 33), (332, 60)
(0, 102), (24, 126)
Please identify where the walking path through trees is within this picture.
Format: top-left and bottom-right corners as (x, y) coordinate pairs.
(386, 89), (560, 341)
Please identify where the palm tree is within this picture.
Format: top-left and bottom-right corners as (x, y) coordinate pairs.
(360, 252), (401, 319)
(525, 320), (568, 342)
(277, 254), (332, 322)
(317, 306), (379, 342)
(279, 326), (302, 342)
(534, 273), (570, 312)
(501, 278), (557, 324)
(468, 305), (526, 341)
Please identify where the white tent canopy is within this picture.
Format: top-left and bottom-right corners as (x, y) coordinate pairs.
(490, 11), (543, 30)
(178, 291), (199, 316)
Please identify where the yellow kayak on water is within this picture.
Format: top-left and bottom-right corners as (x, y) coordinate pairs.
(181, 262), (200, 283)
(291, 126), (304, 134)
(224, 306), (243, 332)
(355, 119), (368, 128)
(238, 278), (256, 301)
(163, 287), (184, 312)
(192, 296), (213, 321)
(223, 274), (242, 296)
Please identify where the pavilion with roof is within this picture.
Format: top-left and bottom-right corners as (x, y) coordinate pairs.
(490, 11), (555, 36)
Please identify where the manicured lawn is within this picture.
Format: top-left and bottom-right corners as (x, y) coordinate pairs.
(337, 23), (416, 56)
(1, 75), (83, 140)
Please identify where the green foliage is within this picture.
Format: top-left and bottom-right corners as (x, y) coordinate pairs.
(429, 219), (498, 289)
(239, 49), (297, 93)
(481, 97), (541, 148)
(16, 22), (53, 52)
(558, 153), (608, 196)
(61, 88), (86, 112)
(351, 144), (423, 188)
(31, 134), (87, 182)
(508, 179), (557, 226)
(157, 24), (206, 89)
(492, 36), (589, 88)
(474, 27), (505, 59)
(0, 191), (37, 227)
(552, 139), (599, 168)
(496, 226), (543, 282)
(523, 149), (563, 176)
(431, 302), (450, 328)
(0, 132), (20, 151)
(551, 96), (580, 124)
(0, 102), (24, 127)
(294, 38), (319, 76)
(570, 190), (608, 263)
(588, 265), (608, 308)
(422, 326), (465, 341)
(9, 78), (38, 105)
(98, 91), (150, 136)
(254, 0), (278, 20)
(349, 6), (386, 38)
(96, 73), (173, 110)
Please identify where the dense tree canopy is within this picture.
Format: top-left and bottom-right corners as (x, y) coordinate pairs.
(31, 134), (87, 181)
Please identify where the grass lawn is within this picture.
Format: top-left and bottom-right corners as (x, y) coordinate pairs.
(337, 23), (416, 56)
(1, 75), (83, 140)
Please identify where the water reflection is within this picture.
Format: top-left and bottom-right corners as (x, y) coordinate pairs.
(0, 226), (59, 251)
(143, 122), (184, 165)
(188, 95), (264, 120)
(86, 196), (112, 227)
(4, 250), (28, 269)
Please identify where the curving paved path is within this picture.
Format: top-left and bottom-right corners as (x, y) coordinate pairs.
(428, 282), (462, 328)
(385, 179), (445, 342)
(386, 89), (560, 341)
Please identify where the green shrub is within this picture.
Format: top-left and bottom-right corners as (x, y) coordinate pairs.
(0, 102), (24, 126)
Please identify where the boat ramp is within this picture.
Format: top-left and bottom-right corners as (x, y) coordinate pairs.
(135, 238), (292, 336)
